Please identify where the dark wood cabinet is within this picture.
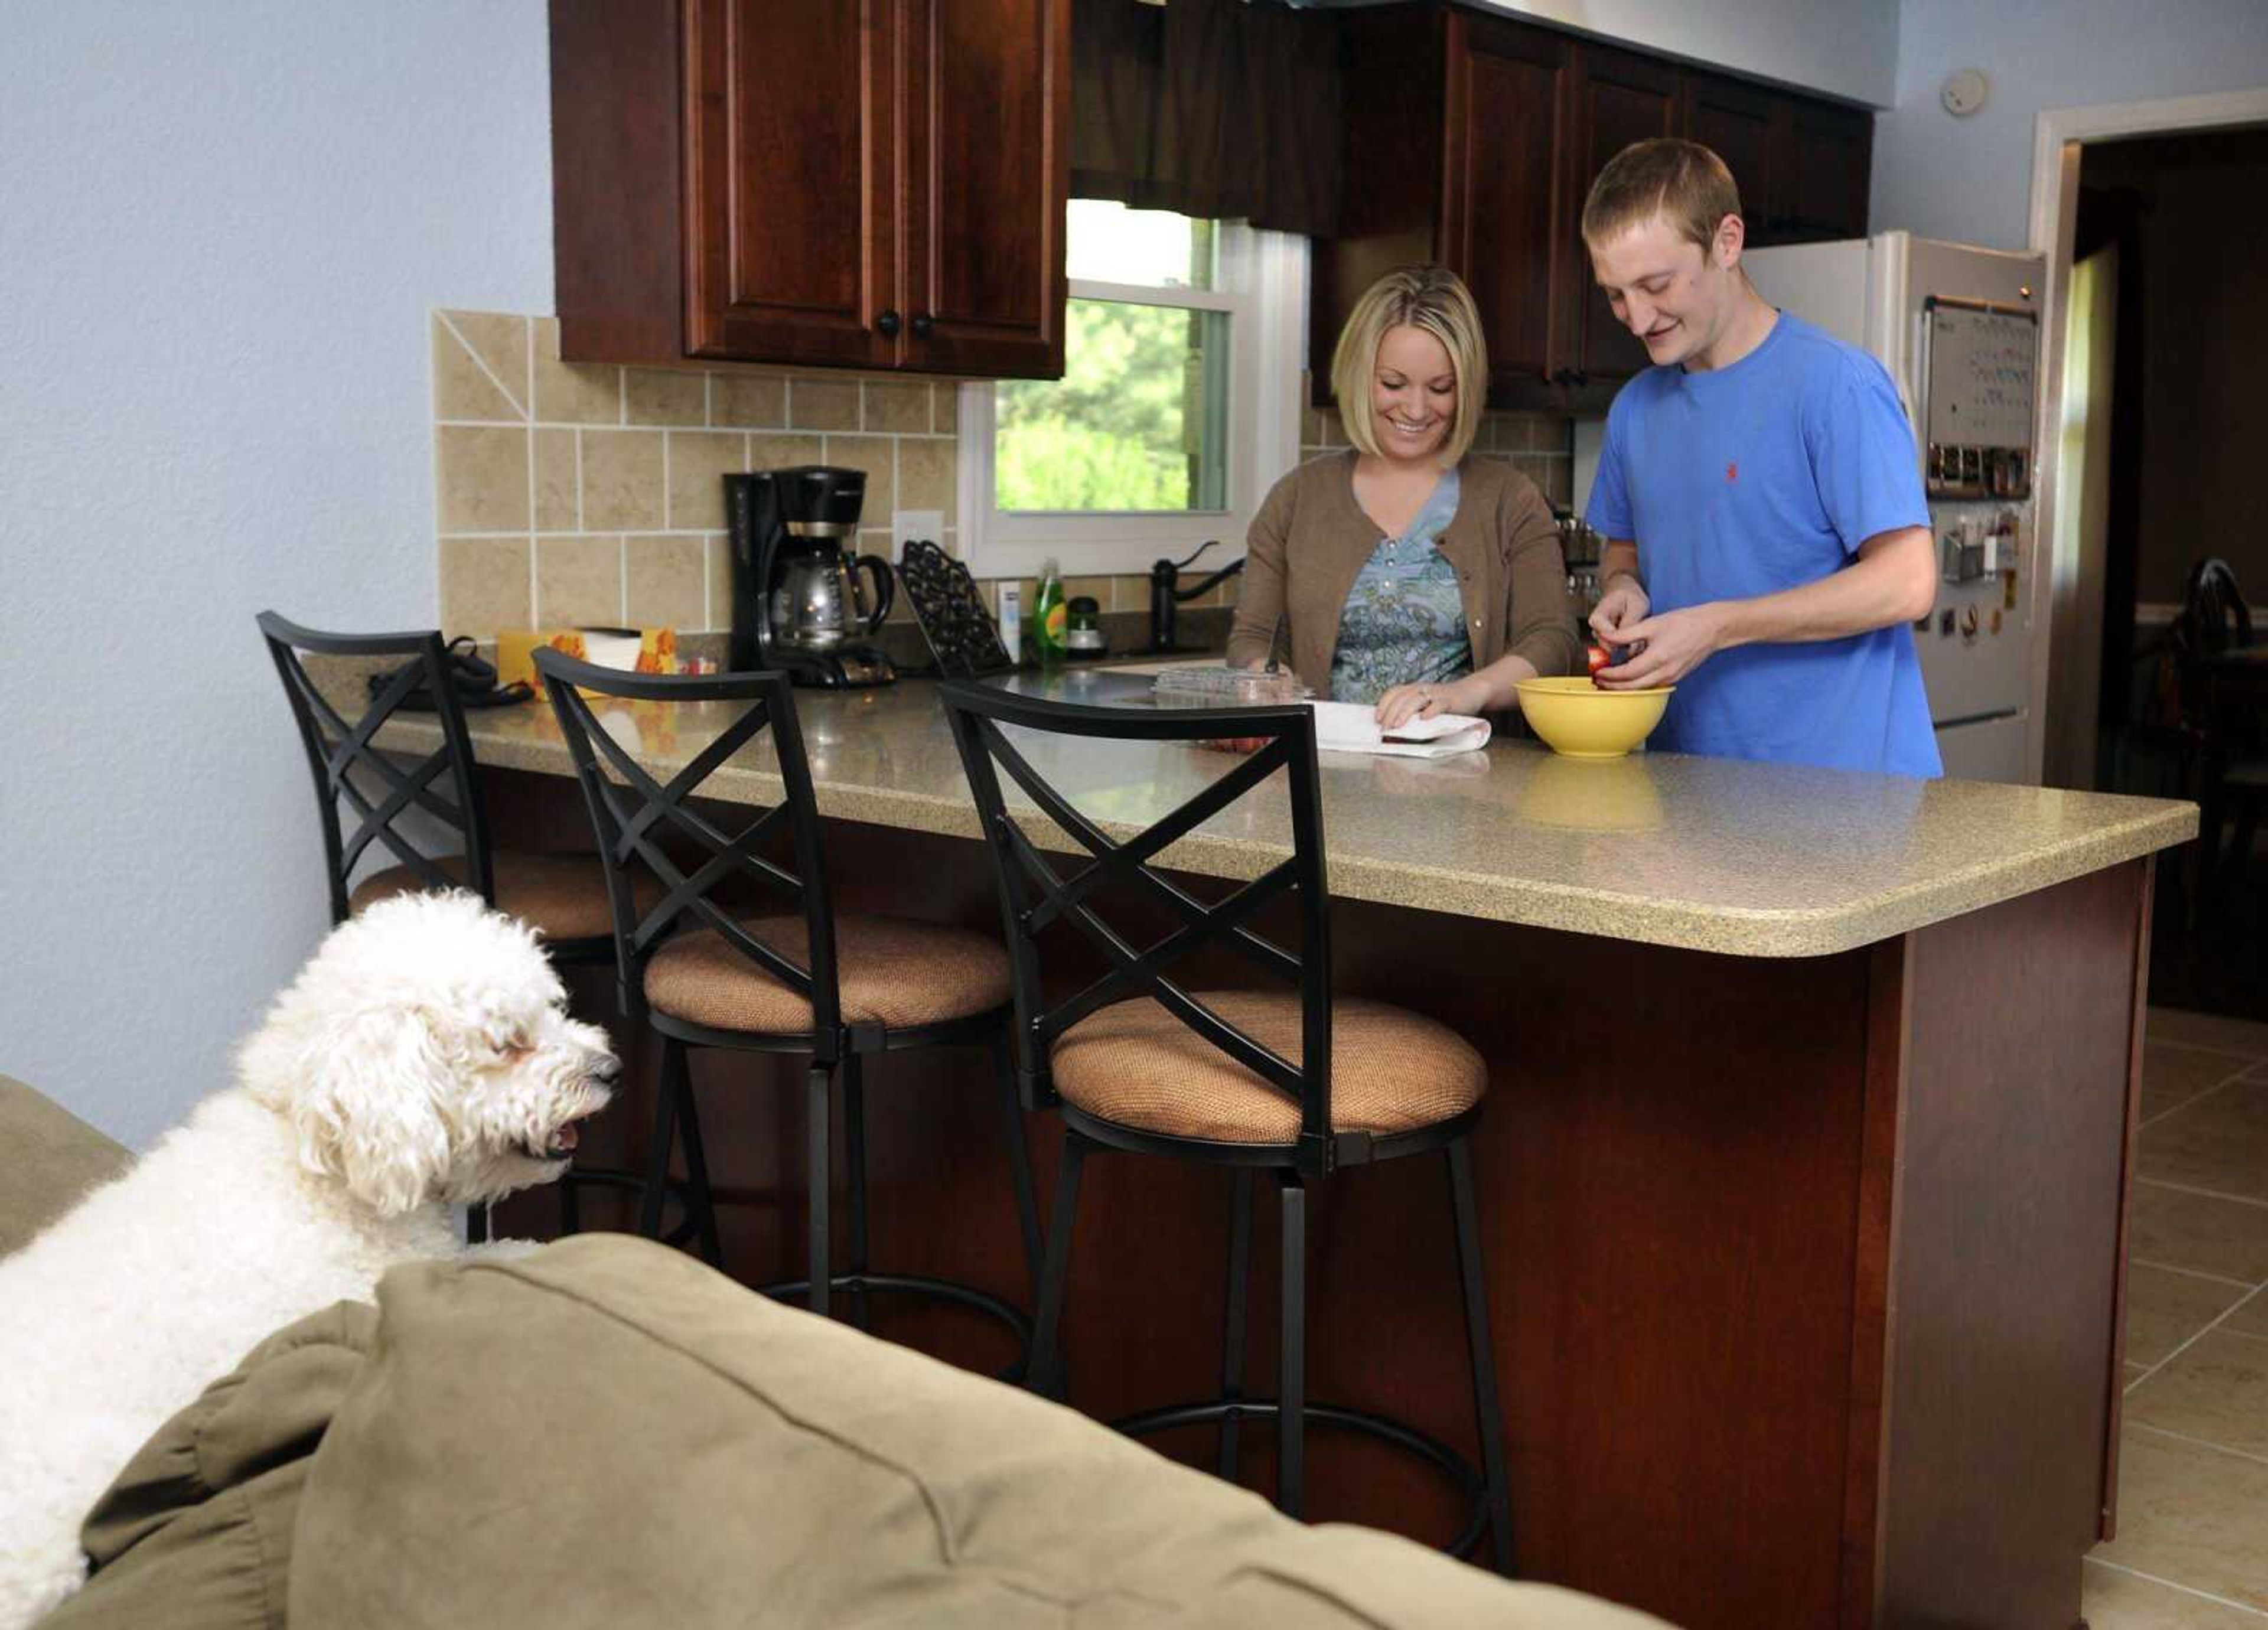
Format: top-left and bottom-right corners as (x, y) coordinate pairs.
(681, 4), (895, 370)
(1682, 68), (1872, 246)
(900, 0), (1068, 378)
(1443, 14), (1574, 390)
(1778, 96), (1873, 243)
(552, 0), (1067, 378)
(1565, 46), (1682, 384)
(1682, 70), (1778, 240)
(1312, 2), (1874, 409)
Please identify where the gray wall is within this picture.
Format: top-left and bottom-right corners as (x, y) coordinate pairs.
(0, 2), (555, 1147)
(1438, 0), (1899, 106)
(1872, 0), (2268, 250)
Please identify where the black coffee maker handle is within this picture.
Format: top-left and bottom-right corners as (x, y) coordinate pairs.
(853, 553), (896, 634)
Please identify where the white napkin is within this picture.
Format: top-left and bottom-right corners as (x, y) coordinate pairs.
(1309, 699), (1493, 759)
(581, 630), (644, 671)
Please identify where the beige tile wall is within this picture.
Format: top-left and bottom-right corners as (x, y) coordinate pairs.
(431, 309), (1575, 638)
(433, 309), (962, 640)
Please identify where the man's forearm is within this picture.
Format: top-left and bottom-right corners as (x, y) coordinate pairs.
(1715, 527), (1936, 648)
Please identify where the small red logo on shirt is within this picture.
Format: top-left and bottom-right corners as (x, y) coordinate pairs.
(1726, 461), (1739, 482)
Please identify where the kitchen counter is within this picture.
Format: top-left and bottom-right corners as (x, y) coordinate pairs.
(387, 670), (2190, 1629)
(373, 670), (2194, 959)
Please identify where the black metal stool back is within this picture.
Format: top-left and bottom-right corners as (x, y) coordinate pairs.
(942, 681), (1513, 1573)
(940, 682), (1337, 1173)
(533, 650), (843, 1052)
(257, 611), (493, 925)
(538, 656), (1041, 1348)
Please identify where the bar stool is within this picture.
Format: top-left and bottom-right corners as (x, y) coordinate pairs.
(256, 611), (672, 1242)
(533, 650), (1041, 1357)
(939, 680), (1514, 1573)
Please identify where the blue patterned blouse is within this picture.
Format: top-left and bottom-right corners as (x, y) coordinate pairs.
(1328, 468), (1472, 705)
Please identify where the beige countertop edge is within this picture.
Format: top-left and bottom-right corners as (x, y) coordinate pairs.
(415, 722), (2198, 961)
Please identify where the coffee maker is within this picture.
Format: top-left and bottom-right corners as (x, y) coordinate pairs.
(727, 466), (897, 687)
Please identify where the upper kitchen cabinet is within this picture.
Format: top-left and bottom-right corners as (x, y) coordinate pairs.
(1680, 69), (1872, 246)
(1772, 96), (1872, 243)
(1311, 2), (1874, 408)
(549, 0), (1069, 379)
(1319, 6), (1583, 407)
(1438, 16), (1575, 390)
(1564, 45), (1682, 386)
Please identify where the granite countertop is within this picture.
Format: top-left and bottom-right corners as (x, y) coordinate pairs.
(370, 670), (2197, 959)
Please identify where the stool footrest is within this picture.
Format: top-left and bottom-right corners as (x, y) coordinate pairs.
(1112, 1397), (1494, 1563)
(562, 1165), (705, 1248)
(758, 1272), (1032, 1381)
(559, 1165), (658, 1195)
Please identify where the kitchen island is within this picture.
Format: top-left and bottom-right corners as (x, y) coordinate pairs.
(378, 674), (2193, 1630)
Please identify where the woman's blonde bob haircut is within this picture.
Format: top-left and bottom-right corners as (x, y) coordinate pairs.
(1329, 265), (1487, 467)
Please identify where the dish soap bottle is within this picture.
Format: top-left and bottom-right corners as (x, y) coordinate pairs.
(1032, 558), (1068, 669)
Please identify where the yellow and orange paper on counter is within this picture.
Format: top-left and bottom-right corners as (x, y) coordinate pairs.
(496, 627), (678, 696)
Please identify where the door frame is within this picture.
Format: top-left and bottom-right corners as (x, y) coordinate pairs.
(2025, 87), (2268, 787)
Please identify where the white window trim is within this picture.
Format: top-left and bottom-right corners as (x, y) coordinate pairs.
(957, 225), (1307, 580)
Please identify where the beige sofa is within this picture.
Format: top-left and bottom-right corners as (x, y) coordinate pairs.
(2, 1076), (1670, 1629)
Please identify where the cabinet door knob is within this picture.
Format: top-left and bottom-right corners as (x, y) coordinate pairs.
(875, 309), (903, 338)
(911, 311), (934, 340)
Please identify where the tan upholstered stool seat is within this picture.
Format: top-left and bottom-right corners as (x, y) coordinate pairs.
(1050, 991), (1486, 1145)
(644, 914), (1011, 1034)
(349, 850), (650, 942)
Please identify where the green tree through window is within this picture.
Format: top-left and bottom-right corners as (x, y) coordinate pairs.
(994, 206), (1227, 514)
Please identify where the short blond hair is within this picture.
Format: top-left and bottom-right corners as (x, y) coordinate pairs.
(1329, 266), (1485, 466)
(1581, 138), (1742, 252)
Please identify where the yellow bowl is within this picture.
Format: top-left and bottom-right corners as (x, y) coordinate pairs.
(1513, 676), (1674, 759)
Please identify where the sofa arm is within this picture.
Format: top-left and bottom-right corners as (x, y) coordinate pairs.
(0, 1077), (131, 1260)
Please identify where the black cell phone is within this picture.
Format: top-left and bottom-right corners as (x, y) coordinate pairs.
(370, 636), (533, 710)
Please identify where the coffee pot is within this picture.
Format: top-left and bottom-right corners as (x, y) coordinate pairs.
(726, 465), (897, 688)
(771, 543), (894, 651)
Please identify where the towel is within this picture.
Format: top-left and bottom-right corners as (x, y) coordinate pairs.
(1309, 700), (1493, 759)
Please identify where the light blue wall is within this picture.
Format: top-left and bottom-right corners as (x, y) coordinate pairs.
(1873, 0), (2268, 250)
(1317, 0), (1901, 106)
(0, 2), (555, 1147)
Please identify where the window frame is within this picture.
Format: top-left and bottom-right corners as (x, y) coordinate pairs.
(956, 222), (1308, 580)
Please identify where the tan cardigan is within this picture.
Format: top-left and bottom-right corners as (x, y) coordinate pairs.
(1226, 452), (1581, 697)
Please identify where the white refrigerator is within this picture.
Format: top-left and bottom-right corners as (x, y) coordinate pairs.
(1745, 233), (2047, 784)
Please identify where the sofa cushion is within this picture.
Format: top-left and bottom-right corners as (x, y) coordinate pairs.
(0, 1075), (132, 1260)
(289, 1235), (1666, 1629)
(40, 1302), (377, 1630)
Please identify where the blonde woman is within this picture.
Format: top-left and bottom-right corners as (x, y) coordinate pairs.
(1228, 265), (1578, 728)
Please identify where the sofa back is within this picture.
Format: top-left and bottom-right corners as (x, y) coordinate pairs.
(286, 1237), (1670, 1628)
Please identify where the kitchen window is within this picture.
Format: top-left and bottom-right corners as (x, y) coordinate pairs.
(957, 200), (1306, 578)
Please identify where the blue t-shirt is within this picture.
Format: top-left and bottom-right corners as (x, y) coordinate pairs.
(1585, 312), (1940, 777)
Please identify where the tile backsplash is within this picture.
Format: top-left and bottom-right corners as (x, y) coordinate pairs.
(430, 310), (1575, 643)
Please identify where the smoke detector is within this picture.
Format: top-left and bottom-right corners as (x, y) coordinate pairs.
(1941, 69), (1989, 118)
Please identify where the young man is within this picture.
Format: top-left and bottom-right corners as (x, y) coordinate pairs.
(1582, 139), (1943, 777)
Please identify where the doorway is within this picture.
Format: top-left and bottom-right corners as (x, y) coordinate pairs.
(2032, 97), (2268, 1021)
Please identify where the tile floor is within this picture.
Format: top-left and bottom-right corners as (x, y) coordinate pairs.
(2085, 1008), (2268, 1626)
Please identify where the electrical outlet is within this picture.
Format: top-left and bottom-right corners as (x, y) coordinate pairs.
(890, 509), (944, 564)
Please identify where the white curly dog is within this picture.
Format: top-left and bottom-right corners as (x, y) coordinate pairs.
(0, 891), (618, 1628)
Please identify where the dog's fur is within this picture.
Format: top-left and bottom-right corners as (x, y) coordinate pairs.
(0, 892), (616, 1628)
